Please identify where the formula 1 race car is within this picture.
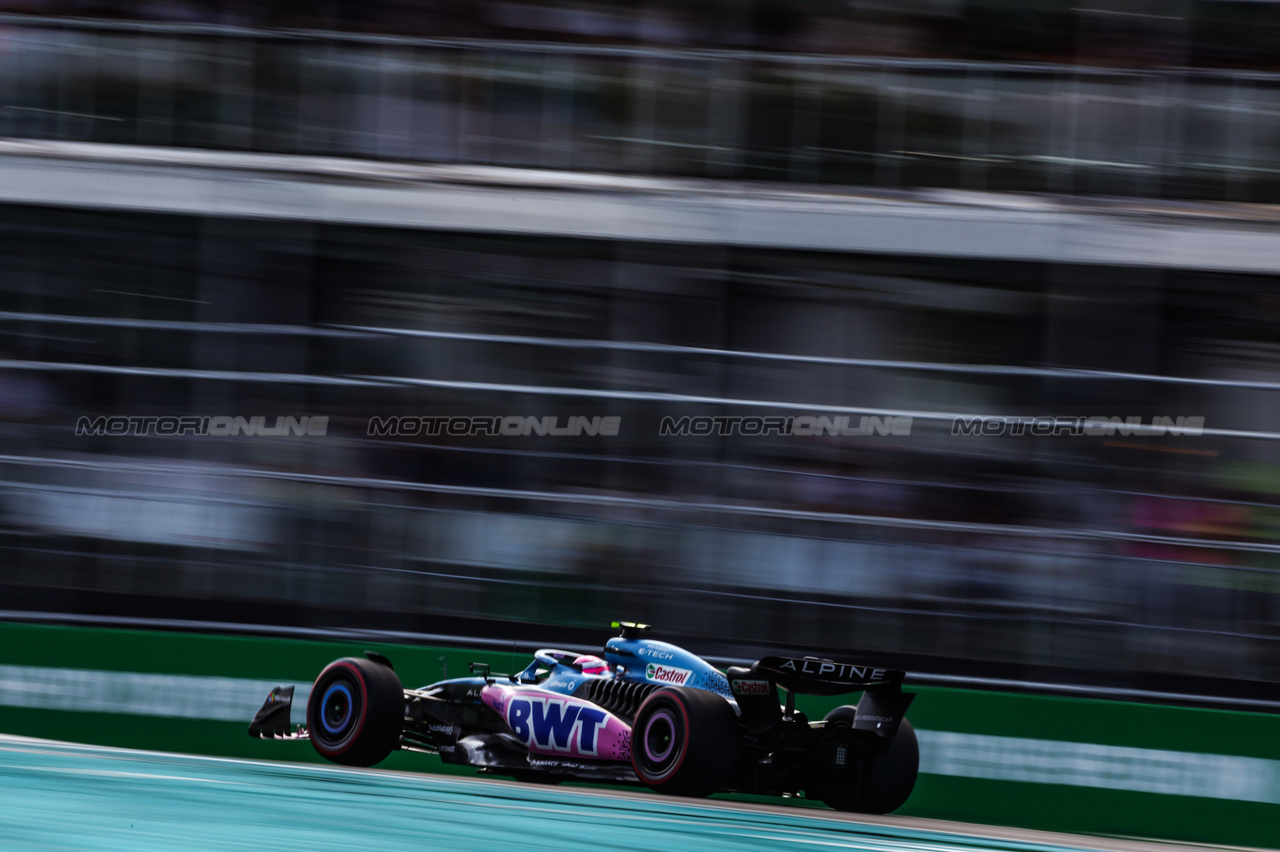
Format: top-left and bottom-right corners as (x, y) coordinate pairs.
(249, 623), (919, 813)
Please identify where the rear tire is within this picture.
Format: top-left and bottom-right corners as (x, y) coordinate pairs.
(630, 687), (738, 797)
(307, 657), (403, 767)
(820, 711), (919, 814)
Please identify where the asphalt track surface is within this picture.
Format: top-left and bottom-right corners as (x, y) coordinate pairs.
(0, 735), (1247, 852)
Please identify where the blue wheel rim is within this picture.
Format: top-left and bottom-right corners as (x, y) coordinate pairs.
(320, 683), (355, 735)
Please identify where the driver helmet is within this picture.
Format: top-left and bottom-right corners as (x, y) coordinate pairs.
(573, 655), (610, 676)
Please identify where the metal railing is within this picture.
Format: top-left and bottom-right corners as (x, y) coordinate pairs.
(2, 16), (1280, 201)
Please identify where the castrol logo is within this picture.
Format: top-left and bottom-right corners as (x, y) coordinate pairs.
(731, 679), (772, 696)
(645, 663), (692, 685)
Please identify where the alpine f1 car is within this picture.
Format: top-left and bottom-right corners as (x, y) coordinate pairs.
(249, 623), (919, 813)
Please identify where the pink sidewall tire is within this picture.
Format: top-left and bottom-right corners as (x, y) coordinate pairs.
(631, 686), (738, 797)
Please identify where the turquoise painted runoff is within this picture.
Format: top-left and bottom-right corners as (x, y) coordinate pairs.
(0, 735), (1124, 852)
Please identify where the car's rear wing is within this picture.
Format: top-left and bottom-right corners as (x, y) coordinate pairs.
(752, 656), (905, 696)
(734, 655), (914, 746)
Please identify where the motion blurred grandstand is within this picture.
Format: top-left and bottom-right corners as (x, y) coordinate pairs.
(0, 0), (1278, 705)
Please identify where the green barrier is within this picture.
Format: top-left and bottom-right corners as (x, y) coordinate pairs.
(0, 622), (1276, 847)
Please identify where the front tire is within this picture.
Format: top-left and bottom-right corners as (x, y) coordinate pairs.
(307, 657), (403, 767)
(630, 687), (738, 797)
(820, 710), (919, 814)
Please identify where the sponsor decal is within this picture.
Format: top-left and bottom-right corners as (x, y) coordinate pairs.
(731, 679), (772, 696)
(636, 647), (675, 661)
(505, 696), (607, 756)
(645, 663), (693, 685)
(778, 659), (888, 682)
(528, 758), (593, 771)
(428, 723), (456, 735)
